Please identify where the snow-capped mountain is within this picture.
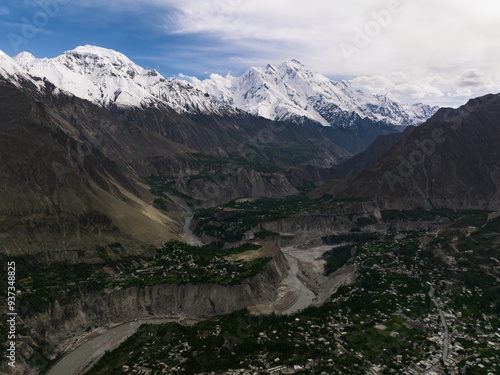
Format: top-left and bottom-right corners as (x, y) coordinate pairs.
(11, 45), (236, 116)
(0, 50), (42, 90)
(3, 47), (437, 128)
(190, 60), (438, 128)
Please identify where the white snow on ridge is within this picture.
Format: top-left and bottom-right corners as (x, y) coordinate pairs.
(11, 45), (236, 116)
(191, 60), (439, 127)
(0, 50), (41, 90)
(1, 45), (437, 126)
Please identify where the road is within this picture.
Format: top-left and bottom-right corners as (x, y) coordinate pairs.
(419, 286), (450, 374)
(429, 286), (450, 361)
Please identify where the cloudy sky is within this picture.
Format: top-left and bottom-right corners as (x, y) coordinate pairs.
(0, 0), (499, 107)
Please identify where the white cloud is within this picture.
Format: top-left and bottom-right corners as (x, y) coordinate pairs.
(350, 75), (396, 94)
(55, 0), (500, 106)
(391, 82), (444, 98)
(351, 74), (444, 99)
(177, 73), (201, 85)
(449, 88), (473, 98)
(453, 69), (493, 89)
(350, 68), (498, 106)
(350, 73), (410, 94)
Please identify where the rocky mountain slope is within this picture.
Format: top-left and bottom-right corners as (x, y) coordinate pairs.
(0, 47), (356, 258)
(311, 93), (500, 210)
(0, 84), (188, 258)
(284, 130), (407, 190)
(331, 129), (410, 179)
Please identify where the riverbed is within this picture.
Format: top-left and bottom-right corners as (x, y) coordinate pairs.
(47, 318), (195, 375)
(279, 253), (316, 314)
(47, 229), (317, 373)
(183, 215), (203, 246)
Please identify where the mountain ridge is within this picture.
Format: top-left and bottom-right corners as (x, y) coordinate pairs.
(11, 45), (239, 116)
(190, 59), (439, 129)
(4, 46), (438, 136)
(310, 93), (500, 210)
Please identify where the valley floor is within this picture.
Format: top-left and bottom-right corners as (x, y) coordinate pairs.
(82, 209), (500, 375)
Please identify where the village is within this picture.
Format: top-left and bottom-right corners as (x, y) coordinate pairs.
(88, 227), (499, 375)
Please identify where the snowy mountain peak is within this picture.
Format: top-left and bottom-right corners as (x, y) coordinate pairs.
(191, 61), (438, 128)
(280, 59), (304, 70)
(68, 45), (132, 61)
(13, 51), (36, 66)
(265, 64), (276, 72)
(10, 45), (236, 116)
(0, 50), (40, 90)
(60, 45), (148, 81)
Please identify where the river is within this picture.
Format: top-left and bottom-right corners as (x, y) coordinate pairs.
(47, 224), (312, 373)
(46, 318), (194, 375)
(280, 254), (316, 315)
(183, 215), (203, 246)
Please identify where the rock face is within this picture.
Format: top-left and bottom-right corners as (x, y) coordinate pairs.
(261, 210), (453, 249)
(22, 244), (288, 363)
(0, 84), (187, 257)
(184, 169), (299, 206)
(311, 94), (500, 210)
(285, 130), (408, 189)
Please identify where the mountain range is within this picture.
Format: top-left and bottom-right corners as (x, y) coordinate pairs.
(311, 93), (500, 210)
(1, 44), (496, 259)
(192, 59), (437, 128)
(4, 46), (438, 153)
(191, 59), (438, 152)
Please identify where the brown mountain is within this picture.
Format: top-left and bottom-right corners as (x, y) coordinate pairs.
(284, 129), (407, 189)
(310, 94), (500, 210)
(0, 67), (353, 258)
(114, 104), (351, 168)
(0, 84), (192, 260)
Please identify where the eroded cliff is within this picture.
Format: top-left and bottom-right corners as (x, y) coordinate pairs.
(10, 243), (288, 375)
